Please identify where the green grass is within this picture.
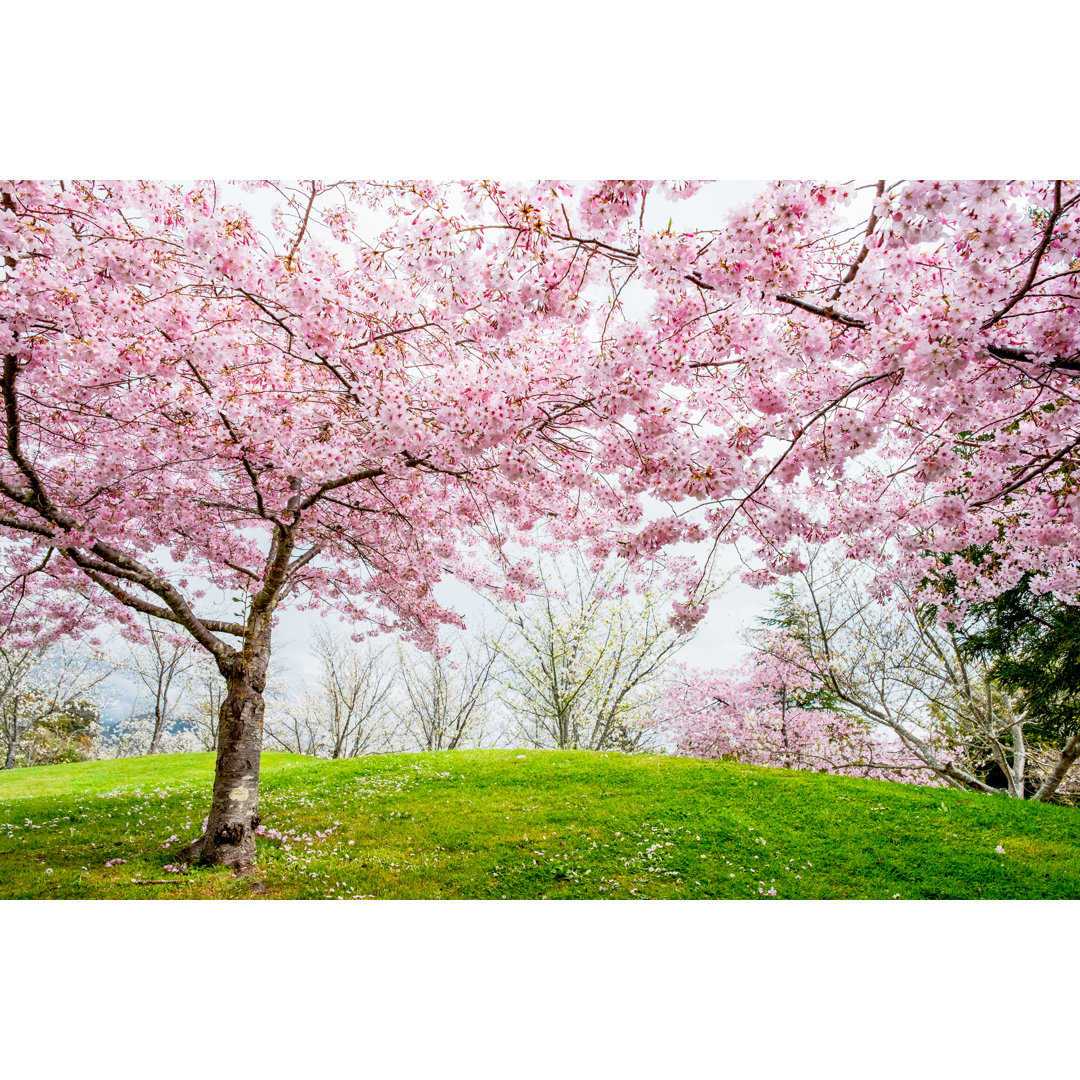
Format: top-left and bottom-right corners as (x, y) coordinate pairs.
(2, 748), (1079, 899)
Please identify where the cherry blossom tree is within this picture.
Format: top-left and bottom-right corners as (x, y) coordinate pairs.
(456, 180), (1080, 621)
(754, 557), (1031, 794)
(698, 553), (1080, 800)
(0, 181), (639, 866)
(658, 633), (932, 782)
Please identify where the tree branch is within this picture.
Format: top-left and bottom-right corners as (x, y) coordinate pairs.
(775, 294), (869, 329)
(1, 355), (238, 659)
(983, 181), (1064, 329)
(77, 565), (245, 641)
(830, 179), (884, 301)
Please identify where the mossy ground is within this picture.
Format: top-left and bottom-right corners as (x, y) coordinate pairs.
(2, 748), (1078, 899)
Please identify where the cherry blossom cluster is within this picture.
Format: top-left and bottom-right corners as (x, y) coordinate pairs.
(430, 179), (1080, 618)
(656, 634), (934, 783)
(2, 178), (1076, 678)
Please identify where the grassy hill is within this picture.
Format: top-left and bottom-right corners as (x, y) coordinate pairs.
(2, 748), (1079, 899)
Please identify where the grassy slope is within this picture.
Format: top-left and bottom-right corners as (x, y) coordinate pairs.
(2, 748), (1078, 900)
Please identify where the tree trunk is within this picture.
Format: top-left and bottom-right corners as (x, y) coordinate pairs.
(4, 702), (20, 768)
(1008, 723), (1026, 799)
(179, 644), (270, 869)
(780, 686), (793, 770)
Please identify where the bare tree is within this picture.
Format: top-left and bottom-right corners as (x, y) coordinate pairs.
(1, 639), (108, 768)
(399, 635), (498, 751)
(185, 654), (228, 751)
(119, 617), (203, 754)
(770, 552), (1078, 800)
(493, 554), (686, 752)
(265, 628), (397, 758)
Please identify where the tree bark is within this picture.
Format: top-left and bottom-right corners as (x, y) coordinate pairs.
(178, 641), (270, 869)
(1008, 722), (1027, 800)
(4, 699), (20, 768)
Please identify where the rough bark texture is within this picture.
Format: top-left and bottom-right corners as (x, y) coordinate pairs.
(178, 640), (270, 869)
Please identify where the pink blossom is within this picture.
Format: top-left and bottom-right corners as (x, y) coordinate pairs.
(655, 634), (929, 783)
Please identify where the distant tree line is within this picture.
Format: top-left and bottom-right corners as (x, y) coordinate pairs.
(5, 551), (1080, 805)
(2, 555), (681, 766)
